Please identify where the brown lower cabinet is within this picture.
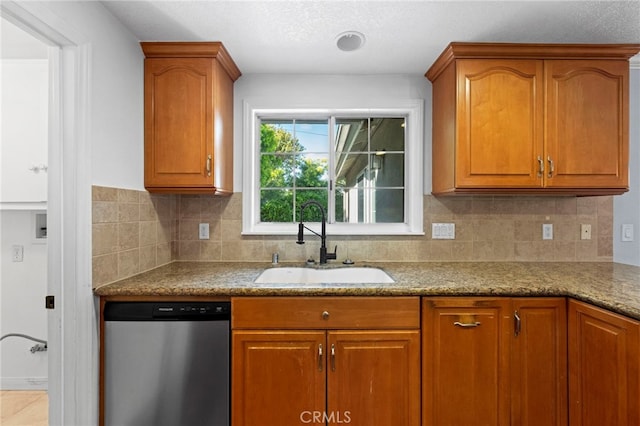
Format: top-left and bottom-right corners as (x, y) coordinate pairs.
(422, 297), (568, 426)
(568, 299), (640, 426)
(231, 297), (421, 426)
(98, 295), (640, 426)
(231, 331), (325, 426)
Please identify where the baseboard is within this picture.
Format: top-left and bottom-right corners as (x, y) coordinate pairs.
(0, 377), (48, 390)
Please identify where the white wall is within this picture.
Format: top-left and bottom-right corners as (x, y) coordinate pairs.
(0, 210), (48, 389)
(233, 74), (431, 192)
(36, 1), (145, 191)
(614, 68), (640, 266)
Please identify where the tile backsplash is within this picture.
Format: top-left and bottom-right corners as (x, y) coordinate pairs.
(92, 186), (176, 287)
(92, 185), (613, 287)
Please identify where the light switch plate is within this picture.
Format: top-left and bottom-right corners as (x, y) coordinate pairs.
(12, 245), (24, 262)
(542, 224), (553, 240)
(622, 224), (634, 242)
(198, 223), (210, 240)
(432, 223), (455, 239)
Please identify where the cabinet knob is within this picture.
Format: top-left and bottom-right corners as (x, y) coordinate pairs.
(322, 311), (330, 320)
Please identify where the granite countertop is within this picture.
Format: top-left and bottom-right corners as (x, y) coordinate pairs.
(94, 261), (640, 320)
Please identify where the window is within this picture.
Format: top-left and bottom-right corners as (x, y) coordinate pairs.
(243, 101), (423, 235)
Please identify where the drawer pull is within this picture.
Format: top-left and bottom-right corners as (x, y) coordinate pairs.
(454, 321), (481, 328)
(322, 311), (330, 320)
(318, 344), (323, 372)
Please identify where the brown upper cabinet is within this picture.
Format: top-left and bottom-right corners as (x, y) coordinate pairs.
(142, 42), (241, 194)
(426, 43), (640, 196)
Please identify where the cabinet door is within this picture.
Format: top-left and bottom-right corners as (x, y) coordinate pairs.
(422, 298), (511, 426)
(327, 330), (420, 426)
(456, 59), (544, 188)
(144, 58), (213, 189)
(568, 300), (640, 426)
(232, 331), (325, 426)
(511, 298), (568, 426)
(1, 60), (48, 204)
(545, 60), (629, 190)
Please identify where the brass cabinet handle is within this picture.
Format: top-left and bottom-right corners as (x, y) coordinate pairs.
(454, 321), (481, 328)
(537, 156), (544, 177)
(547, 156), (554, 178)
(330, 344), (336, 372)
(322, 311), (330, 320)
(206, 154), (212, 177)
(514, 311), (521, 337)
(318, 344), (323, 372)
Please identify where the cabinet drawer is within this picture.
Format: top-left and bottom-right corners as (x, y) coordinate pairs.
(232, 297), (420, 329)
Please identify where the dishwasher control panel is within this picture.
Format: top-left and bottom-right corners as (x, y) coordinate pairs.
(153, 302), (230, 319)
(104, 301), (230, 321)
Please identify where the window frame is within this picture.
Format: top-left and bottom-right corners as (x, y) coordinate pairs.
(242, 99), (424, 235)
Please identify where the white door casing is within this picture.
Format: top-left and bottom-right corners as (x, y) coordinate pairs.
(0, 2), (96, 425)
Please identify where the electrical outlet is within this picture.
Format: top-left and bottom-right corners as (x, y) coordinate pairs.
(542, 224), (553, 240)
(432, 223), (455, 239)
(580, 224), (592, 240)
(12, 245), (24, 262)
(622, 224), (634, 242)
(198, 223), (210, 240)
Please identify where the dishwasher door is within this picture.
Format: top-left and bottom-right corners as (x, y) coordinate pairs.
(104, 302), (230, 426)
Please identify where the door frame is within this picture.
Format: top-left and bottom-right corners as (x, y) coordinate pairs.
(1, 2), (96, 425)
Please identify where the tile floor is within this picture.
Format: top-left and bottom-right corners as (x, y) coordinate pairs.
(0, 391), (48, 426)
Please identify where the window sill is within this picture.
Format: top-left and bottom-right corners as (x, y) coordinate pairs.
(242, 222), (425, 236)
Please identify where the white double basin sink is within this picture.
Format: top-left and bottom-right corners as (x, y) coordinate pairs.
(254, 266), (395, 284)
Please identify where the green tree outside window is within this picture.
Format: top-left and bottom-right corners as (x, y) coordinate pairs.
(260, 122), (329, 222)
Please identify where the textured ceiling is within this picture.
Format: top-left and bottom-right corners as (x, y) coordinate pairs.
(101, 1), (640, 74)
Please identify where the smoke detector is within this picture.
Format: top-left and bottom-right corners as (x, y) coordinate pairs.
(336, 31), (365, 52)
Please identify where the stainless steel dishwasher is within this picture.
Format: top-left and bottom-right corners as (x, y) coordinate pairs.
(103, 301), (230, 426)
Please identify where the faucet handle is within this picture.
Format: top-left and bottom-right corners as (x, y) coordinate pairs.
(327, 245), (337, 261)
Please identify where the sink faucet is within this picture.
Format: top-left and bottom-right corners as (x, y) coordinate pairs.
(296, 200), (337, 264)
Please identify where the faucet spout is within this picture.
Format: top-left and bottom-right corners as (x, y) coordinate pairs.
(297, 201), (337, 264)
